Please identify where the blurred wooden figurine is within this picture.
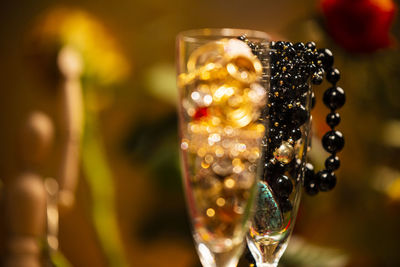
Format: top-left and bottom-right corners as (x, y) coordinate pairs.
(4, 111), (54, 267)
(4, 46), (83, 267)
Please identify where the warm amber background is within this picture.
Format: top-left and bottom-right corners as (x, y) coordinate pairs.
(1, 0), (400, 266)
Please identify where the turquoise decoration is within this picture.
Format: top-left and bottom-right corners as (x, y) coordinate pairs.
(253, 181), (283, 234)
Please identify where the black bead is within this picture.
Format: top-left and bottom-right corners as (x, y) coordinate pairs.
(304, 51), (314, 61)
(326, 68), (341, 84)
(279, 58), (289, 66)
(311, 73), (323, 85)
(286, 47), (296, 57)
(298, 83), (309, 94)
(323, 86), (346, 110)
(291, 105), (308, 127)
(270, 74), (280, 86)
(275, 41), (285, 50)
(304, 179), (319, 195)
(283, 73), (293, 84)
(294, 42), (305, 51)
(238, 35), (247, 41)
(322, 130), (345, 153)
(303, 163), (316, 193)
(263, 161), (276, 181)
(284, 42), (293, 48)
(271, 85), (280, 94)
(270, 51), (279, 61)
(290, 128), (302, 141)
(279, 197), (293, 213)
(274, 162), (287, 175)
(326, 112), (341, 128)
(319, 48), (334, 69)
(317, 170), (337, 191)
(269, 132), (283, 147)
(305, 41), (316, 51)
(325, 155), (340, 171)
(248, 42), (257, 50)
(264, 160), (287, 178)
(315, 51), (324, 66)
(271, 174), (293, 197)
(304, 163), (315, 181)
(292, 74), (302, 86)
(308, 63), (317, 74)
(285, 63), (294, 72)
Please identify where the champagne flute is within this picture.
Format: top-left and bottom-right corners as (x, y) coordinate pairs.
(246, 53), (313, 266)
(176, 28), (269, 267)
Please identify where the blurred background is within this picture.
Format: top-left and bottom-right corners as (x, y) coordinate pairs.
(0, 0), (399, 266)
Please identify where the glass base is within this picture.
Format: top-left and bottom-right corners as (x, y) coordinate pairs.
(247, 234), (288, 267)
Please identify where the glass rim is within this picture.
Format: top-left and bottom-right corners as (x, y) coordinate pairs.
(177, 28), (270, 43)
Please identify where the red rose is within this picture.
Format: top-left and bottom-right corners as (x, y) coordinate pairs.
(321, 0), (397, 53)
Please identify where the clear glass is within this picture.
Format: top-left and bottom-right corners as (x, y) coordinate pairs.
(176, 28), (270, 267)
(246, 81), (312, 266)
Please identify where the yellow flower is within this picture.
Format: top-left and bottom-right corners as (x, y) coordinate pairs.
(29, 7), (130, 86)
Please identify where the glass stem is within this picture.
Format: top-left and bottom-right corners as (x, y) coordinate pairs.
(248, 239), (283, 267)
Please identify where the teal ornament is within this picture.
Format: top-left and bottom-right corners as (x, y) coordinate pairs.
(253, 181), (283, 234)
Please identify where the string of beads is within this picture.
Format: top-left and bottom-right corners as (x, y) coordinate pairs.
(238, 36), (345, 198)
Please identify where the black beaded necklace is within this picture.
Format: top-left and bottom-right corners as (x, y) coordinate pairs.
(238, 36), (345, 200)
